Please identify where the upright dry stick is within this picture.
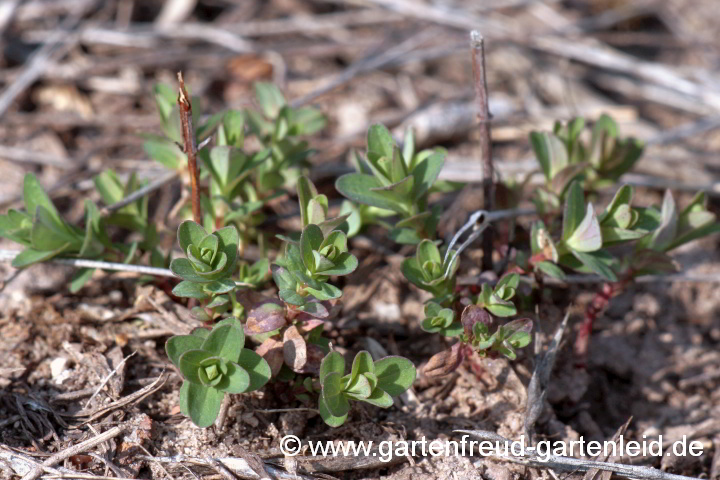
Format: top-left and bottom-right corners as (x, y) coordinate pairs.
(470, 31), (494, 272)
(177, 71), (202, 224)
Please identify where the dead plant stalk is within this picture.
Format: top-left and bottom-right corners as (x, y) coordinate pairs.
(177, 71), (202, 224)
(470, 31), (494, 272)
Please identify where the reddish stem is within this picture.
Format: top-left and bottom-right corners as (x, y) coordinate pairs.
(176, 72), (202, 225)
(574, 275), (632, 368)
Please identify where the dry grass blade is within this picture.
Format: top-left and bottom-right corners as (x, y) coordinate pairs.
(138, 455), (316, 480)
(20, 426), (126, 480)
(582, 417), (633, 480)
(524, 310), (570, 440)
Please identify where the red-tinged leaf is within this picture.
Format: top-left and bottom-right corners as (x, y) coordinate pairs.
(283, 326), (308, 373)
(461, 305), (492, 337)
(245, 302), (287, 335)
(255, 338), (284, 377)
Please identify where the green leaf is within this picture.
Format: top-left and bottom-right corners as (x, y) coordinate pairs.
(345, 374), (372, 399)
(304, 282), (342, 301)
(93, 170), (125, 205)
(486, 300), (517, 317)
(213, 226), (239, 267)
(349, 351), (374, 385)
(410, 151), (445, 201)
(23, 174), (62, 226)
(322, 372), (351, 417)
(32, 207), (79, 251)
(11, 247), (68, 268)
(649, 190), (678, 251)
(217, 362), (250, 394)
(166, 334), (205, 366)
(495, 273), (519, 290)
(177, 221), (207, 252)
(318, 394), (348, 427)
(204, 279), (236, 295)
(237, 348), (271, 392)
(289, 106), (326, 135)
(254, 82), (286, 118)
(172, 280), (208, 299)
(300, 224), (324, 272)
(374, 356), (416, 396)
(571, 250), (617, 281)
(184, 382), (225, 428)
(178, 380), (191, 416)
(562, 181), (585, 241)
(600, 227), (646, 244)
(367, 124), (395, 160)
(361, 388), (394, 408)
(197, 111), (224, 142)
(599, 184), (634, 223)
(534, 261), (566, 280)
(665, 222), (720, 252)
(69, 268), (95, 293)
(317, 252), (358, 276)
(335, 173), (408, 214)
(530, 132), (568, 181)
(223, 110), (245, 147)
(143, 137), (184, 170)
(320, 351), (345, 381)
(278, 289), (306, 306)
(170, 258), (208, 282)
(296, 176), (318, 227)
(178, 349), (214, 385)
(416, 239), (441, 267)
(202, 321), (245, 362)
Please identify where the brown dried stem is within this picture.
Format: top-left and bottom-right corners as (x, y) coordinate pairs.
(470, 31), (494, 272)
(177, 71), (202, 224)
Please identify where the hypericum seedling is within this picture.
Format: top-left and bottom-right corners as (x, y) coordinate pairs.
(516, 180), (720, 282)
(4, 74), (718, 428)
(145, 82), (326, 248)
(529, 114), (643, 213)
(272, 177), (358, 307)
(0, 173), (144, 292)
(401, 239), (458, 302)
(166, 318), (271, 427)
(420, 272), (533, 375)
(316, 350), (416, 427)
(336, 124), (446, 244)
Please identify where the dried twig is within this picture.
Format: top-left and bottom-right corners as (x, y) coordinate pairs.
(470, 31), (495, 272)
(20, 426), (126, 480)
(73, 371), (167, 424)
(176, 72), (202, 224)
(454, 430), (700, 480)
(0, 250), (256, 287)
(138, 455), (316, 480)
(0, 0), (94, 117)
(83, 351), (137, 410)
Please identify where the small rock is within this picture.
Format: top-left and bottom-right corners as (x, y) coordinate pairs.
(50, 357), (70, 385)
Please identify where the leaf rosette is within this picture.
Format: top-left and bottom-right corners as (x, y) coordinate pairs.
(401, 239), (458, 299)
(273, 224), (358, 305)
(318, 351), (416, 427)
(165, 318), (271, 427)
(170, 221), (239, 298)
